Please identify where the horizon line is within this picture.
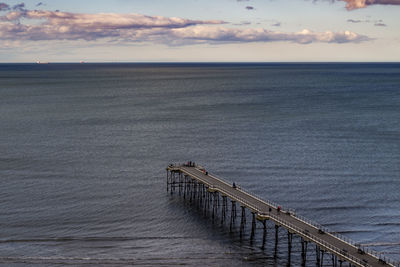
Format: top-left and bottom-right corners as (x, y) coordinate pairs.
(1, 61), (400, 64)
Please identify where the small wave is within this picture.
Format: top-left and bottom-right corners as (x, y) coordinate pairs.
(0, 255), (246, 265)
(0, 236), (195, 243)
(312, 205), (367, 212)
(0, 256), (163, 265)
(330, 230), (372, 234)
(361, 242), (400, 247)
(374, 222), (400, 227)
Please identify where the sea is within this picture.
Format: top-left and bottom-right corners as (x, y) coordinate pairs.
(0, 63), (399, 266)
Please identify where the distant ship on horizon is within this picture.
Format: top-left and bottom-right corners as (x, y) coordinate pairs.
(36, 61), (49, 64)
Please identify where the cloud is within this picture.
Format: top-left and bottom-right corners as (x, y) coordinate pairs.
(12, 3), (25, 11)
(232, 21), (252, 26)
(0, 3), (370, 45)
(271, 22), (281, 27)
(245, 6), (255, 10)
(0, 2), (28, 13)
(0, 9), (224, 28)
(325, 0), (400, 10)
(344, 0), (400, 10)
(237, 0), (250, 2)
(347, 19), (362, 23)
(346, 18), (388, 26)
(169, 27), (370, 45)
(36, 2), (44, 7)
(0, 2), (10, 11)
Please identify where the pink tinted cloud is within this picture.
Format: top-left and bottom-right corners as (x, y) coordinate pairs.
(170, 27), (369, 45)
(0, 4), (370, 45)
(0, 9), (224, 41)
(2, 9), (224, 29)
(329, 0), (400, 10)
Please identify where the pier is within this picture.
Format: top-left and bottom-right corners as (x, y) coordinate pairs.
(166, 163), (399, 267)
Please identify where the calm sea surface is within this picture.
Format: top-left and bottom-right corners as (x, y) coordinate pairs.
(0, 63), (399, 266)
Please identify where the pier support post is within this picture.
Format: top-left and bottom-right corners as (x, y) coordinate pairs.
(301, 238), (308, 267)
(211, 192), (215, 219)
(216, 192), (220, 211)
(178, 172), (182, 196)
(166, 170), (169, 192)
(183, 175), (187, 199)
(331, 255), (337, 267)
(198, 183), (202, 203)
(250, 212), (256, 240)
(216, 192), (220, 214)
(262, 220), (267, 249)
(225, 197), (228, 216)
(207, 191), (211, 213)
(199, 183), (203, 204)
(274, 224), (279, 257)
(192, 180), (195, 202)
(230, 201), (236, 232)
(192, 180), (195, 201)
(242, 206), (247, 225)
(170, 171), (175, 195)
(204, 190), (209, 215)
(212, 192), (218, 219)
(188, 179), (192, 202)
(240, 206), (246, 237)
(287, 231), (293, 264)
(232, 201), (237, 221)
(221, 196), (227, 224)
(320, 249), (325, 267)
(316, 245), (321, 267)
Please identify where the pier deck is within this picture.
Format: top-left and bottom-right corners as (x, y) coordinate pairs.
(167, 164), (398, 267)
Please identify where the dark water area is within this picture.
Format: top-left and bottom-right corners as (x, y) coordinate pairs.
(0, 63), (399, 266)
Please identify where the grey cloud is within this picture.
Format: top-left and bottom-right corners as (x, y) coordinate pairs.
(346, 18), (388, 26)
(12, 3), (26, 11)
(0, 2), (10, 11)
(36, 2), (44, 7)
(271, 22), (281, 27)
(246, 6), (254, 10)
(232, 21), (252, 26)
(347, 19), (362, 23)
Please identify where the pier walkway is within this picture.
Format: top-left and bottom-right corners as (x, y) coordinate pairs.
(166, 164), (399, 267)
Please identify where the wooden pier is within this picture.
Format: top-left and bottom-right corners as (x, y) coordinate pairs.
(166, 163), (399, 267)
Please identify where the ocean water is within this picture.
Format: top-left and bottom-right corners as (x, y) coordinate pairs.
(0, 63), (399, 266)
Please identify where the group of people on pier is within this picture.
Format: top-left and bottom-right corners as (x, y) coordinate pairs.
(185, 161), (196, 167)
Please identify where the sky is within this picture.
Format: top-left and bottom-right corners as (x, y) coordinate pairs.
(0, 0), (399, 62)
